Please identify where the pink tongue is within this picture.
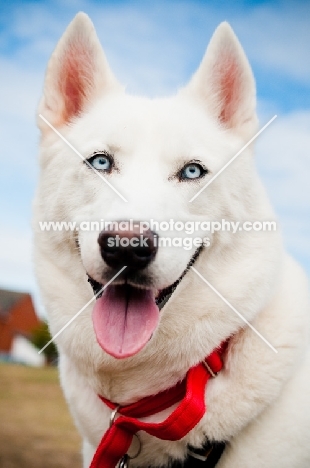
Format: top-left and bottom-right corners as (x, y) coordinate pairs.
(92, 285), (159, 359)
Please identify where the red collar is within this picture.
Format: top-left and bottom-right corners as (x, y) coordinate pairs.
(90, 344), (226, 468)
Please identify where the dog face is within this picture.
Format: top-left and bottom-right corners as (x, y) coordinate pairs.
(34, 13), (280, 364)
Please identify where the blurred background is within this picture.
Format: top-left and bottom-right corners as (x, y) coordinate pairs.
(0, 0), (309, 466)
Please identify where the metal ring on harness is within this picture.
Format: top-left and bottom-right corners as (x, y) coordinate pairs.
(128, 433), (142, 460)
(109, 405), (121, 427)
(109, 406), (142, 460)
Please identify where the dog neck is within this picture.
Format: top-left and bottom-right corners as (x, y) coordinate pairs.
(90, 343), (227, 468)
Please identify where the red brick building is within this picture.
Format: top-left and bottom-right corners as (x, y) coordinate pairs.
(0, 289), (42, 354)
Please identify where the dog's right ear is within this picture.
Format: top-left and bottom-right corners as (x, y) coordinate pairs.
(37, 12), (121, 133)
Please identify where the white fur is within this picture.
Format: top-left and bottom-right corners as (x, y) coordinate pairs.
(34, 12), (310, 467)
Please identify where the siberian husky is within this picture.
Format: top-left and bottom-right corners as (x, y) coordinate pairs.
(34, 12), (310, 468)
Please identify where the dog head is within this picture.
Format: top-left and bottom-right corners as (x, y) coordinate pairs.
(34, 13), (280, 366)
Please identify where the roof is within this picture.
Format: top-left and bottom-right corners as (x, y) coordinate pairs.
(0, 289), (28, 317)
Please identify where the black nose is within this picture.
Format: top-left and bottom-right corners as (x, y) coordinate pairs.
(98, 225), (158, 271)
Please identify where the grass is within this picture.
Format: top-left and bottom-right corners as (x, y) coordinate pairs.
(0, 363), (82, 468)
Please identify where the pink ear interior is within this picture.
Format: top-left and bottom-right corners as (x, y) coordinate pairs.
(186, 23), (256, 135)
(58, 41), (94, 124)
(215, 53), (242, 127)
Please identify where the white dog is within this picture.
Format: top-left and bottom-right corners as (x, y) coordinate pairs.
(34, 12), (310, 468)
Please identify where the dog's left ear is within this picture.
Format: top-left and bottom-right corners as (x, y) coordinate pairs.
(37, 12), (122, 134)
(184, 22), (258, 138)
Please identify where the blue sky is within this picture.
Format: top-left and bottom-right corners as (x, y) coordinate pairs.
(0, 0), (309, 314)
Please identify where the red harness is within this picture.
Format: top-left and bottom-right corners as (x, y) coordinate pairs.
(90, 346), (225, 468)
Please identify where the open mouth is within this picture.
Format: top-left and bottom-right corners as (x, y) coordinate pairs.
(88, 245), (203, 359)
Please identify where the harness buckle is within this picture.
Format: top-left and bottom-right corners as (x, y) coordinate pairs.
(118, 454), (129, 468)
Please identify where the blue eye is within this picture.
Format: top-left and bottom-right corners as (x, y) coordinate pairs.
(180, 163), (206, 180)
(87, 153), (113, 172)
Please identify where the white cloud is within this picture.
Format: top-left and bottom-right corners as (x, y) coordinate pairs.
(0, 228), (33, 287)
(256, 111), (310, 210)
(0, 57), (42, 120)
(255, 111), (310, 266)
(0, 227), (46, 317)
(0, 57), (41, 180)
(232, 2), (310, 83)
